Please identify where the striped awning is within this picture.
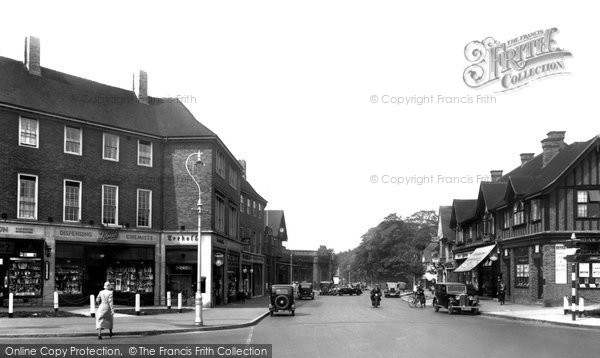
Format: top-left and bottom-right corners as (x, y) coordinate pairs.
(454, 244), (496, 273)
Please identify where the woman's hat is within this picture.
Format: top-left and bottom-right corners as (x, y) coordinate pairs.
(104, 281), (112, 289)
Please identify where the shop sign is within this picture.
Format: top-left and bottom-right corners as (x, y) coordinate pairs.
(592, 263), (600, 278)
(579, 263), (590, 278)
(0, 224), (43, 237)
(123, 233), (157, 242)
(166, 234), (198, 243)
(174, 265), (193, 273)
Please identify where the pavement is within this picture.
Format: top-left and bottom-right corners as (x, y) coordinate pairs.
(1, 294), (600, 338)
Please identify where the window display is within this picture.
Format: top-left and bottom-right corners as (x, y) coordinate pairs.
(8, 258), (42, 296)
(106, 264), (154, 293)
(55, 264), (83, 294)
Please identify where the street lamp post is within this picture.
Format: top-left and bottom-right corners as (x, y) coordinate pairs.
(185, 151), (204, 326)
(289, 251), (293, 283)
(250, 268), (254, 297)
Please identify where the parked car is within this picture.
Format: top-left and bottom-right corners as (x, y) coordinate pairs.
(432, 282), (480, 315)
(298, 282), (315, 300)
(384, 282), (406, 297)
(319, 281), (332, 295)
(337, 285), (362, 296)
(269, 285), (296, 316)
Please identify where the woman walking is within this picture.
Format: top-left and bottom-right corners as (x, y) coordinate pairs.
(96, 281), (115, 339)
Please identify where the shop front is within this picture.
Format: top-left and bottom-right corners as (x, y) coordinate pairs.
(0, 223), (47, 307)
(53, 227), (160, 306)
(241, 252), (264, 298)
(454, 244), (499, 297)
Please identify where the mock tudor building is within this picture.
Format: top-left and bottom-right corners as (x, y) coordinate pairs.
(448, 131), (600, 305)
(0, 36), (255, 307)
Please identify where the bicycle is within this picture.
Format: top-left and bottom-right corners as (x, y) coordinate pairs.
(407, 293), (426, 308)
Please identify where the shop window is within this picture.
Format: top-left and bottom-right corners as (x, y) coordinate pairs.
(137, 140), (152, 167)
(577, 190), (600, 218)
(19, 116), (38, 148)
(63, 180), (82, 222)
(106, 264), (154, 293)
(578, 262), (600, 287)
(513, 201), (525, 226)
(102, 133), (119, 161)
(18, 174), (38, 220)
(515, 247), (529, 287)
(8, 258), (42, 297)
(137, 189), (152, 227)
(64, 125), (82, 155)
(102, 185), (119, 225)
(215, 195), (225, 232)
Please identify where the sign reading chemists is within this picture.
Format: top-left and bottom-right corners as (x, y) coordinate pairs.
(463, 28), (572, 92)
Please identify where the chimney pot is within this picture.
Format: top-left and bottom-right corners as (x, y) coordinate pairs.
(490, 170), (503, 182)
(134, 70), (148, 104)
(238, 159), (247, 179)
(520, 153), (535, 166)
(24, 36), (41, 76)
(542, 131), (566, 166)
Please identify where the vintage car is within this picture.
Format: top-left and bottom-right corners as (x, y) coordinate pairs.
(319, 281), (333, 295)
(384, 282), (406, 297)
(298, 282), (315, 300)
(337, 285), (362, 296)
(432, 282), (480, 315)
(269, 284), (295, 316)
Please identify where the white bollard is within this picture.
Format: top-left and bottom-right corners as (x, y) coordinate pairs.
(54, 291), (59, 313)
(135, 294), (141, 315)
(579, 297), (585, 317)
(178, 292), (182, 313)
(563, 296), (569, 315)
(90, 295), (96, 318)
(167, 291), (171, 310)
(8, 293), (14, 318)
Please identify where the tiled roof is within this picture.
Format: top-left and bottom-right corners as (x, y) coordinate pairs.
(438, 206), (455, 240)
(499, 137), (598, 199)
(0, 56), (216, 138)
(478, 182), (509, 211)
(422, 242), (439, 261)
(241, 178), (268, 204)
(450, 199), (478, 228)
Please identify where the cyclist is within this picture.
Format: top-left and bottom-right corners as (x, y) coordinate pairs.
(415, 284), (426, 307)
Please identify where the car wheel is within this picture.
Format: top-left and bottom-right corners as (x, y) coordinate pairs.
(447, 305), (453, 315)
(270, 311), (273, 317)
(291, 310), (295, 316)
(433, 299), (439, 312)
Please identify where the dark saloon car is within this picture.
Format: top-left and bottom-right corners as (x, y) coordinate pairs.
(269, 285), (296, 316)
(298, 282), (315, 300)
(319, 281), (332, 295)
(432, 282), (479, 315)
(337, 285), (362, 296)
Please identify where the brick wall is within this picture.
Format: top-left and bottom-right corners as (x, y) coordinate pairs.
(0, 108), (164, 228)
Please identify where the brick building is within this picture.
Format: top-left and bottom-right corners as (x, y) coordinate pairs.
(0, 36), (255, 307)
(447, 131), (600, 305)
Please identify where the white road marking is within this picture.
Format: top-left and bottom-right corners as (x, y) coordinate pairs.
(245, 326), (254, 344)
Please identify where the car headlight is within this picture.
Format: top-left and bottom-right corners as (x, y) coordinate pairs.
(455, 295), (460, 300)
(468, 295), (473, 300)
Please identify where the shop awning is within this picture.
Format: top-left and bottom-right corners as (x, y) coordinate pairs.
(454, 244), (496, 273)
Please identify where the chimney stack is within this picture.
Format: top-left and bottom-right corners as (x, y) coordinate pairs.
(134, 70), (148, 104)
(238, 160), (247, 179)
(24, 36), (41, 76)
(520, 153), (535, 167)
(542, 131), (566, 167)
(490, 170), (503, 182)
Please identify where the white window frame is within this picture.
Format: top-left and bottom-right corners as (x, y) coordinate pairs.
(240, 195), (244, 213)
(216, 151), (225, 178)
(17, 173), (38, 219)
(102, 133), (120, 162)
(137, 140), (153, 167)
(101, 184), (119, 226)
(19, 116), (39, 148)
(136, 189), (152, 228)
(63, 179), (82, 222)
(64, 125), (82, 155)
(215, 195), (225, 232)
(229, 205), (238, 238)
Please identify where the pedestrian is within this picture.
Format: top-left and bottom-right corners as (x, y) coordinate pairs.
(498, 279), (506, 305)
(96, 281), (115, 339)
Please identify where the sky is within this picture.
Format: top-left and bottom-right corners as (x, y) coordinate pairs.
(1, 1), (598, 252)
